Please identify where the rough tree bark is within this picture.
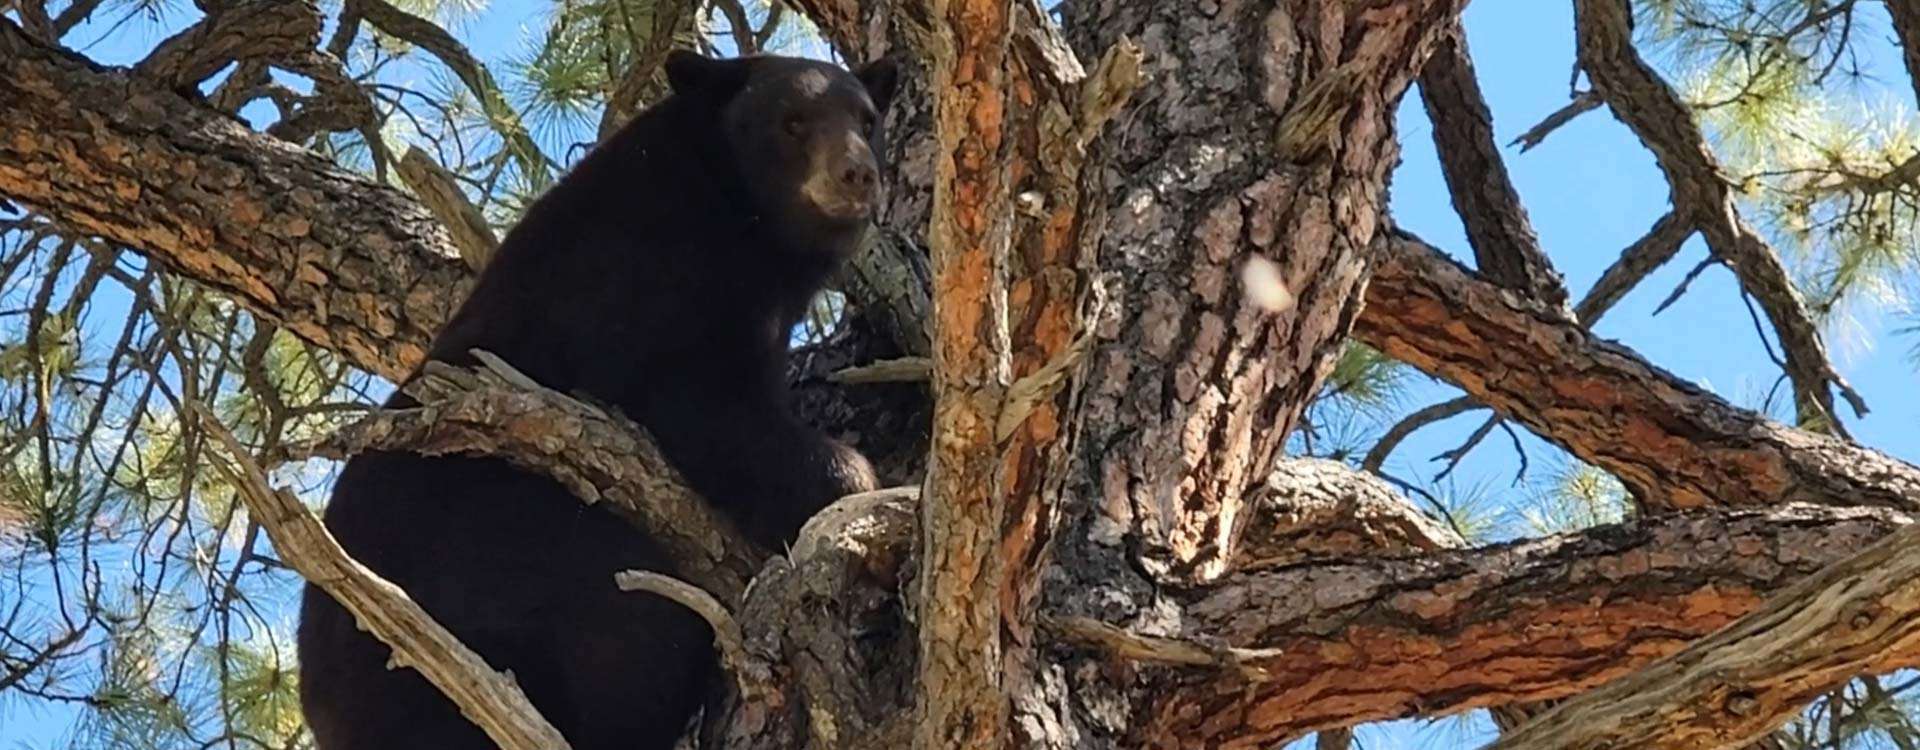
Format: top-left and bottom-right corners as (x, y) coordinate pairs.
(1489, 519), (1920, 749)
(0, 20), (468, 382)
(916, 0), (1020, 744)
(1358, 234), (1920, 516)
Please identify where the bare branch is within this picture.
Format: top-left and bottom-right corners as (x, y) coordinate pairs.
(1509, 91), (1601, 153)
(136, 0), (323, 89)
(1419, 26), (1569, 310)
(1358, 231), (1920, 515)
(1362, 396), (1481, 475)
(191, 405), (572, 750)
(616, 570), (765, 699)
(1489, 520), (1920, 749)
(1573, 0), (1866, 429)
(828, 356), (932, 384)
(1574, 209), (1695, 324)
(396, 146), (498, 271)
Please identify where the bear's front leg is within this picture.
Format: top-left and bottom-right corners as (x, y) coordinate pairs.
(639, 385), (876, 551)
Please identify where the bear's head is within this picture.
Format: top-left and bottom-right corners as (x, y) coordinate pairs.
(665, 50), (899, 255)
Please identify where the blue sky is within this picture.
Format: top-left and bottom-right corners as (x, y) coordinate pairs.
(6, 1), (1918, 748)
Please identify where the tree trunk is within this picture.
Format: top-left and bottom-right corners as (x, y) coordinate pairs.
(24, 1), (1920, 747)
(1016, 1), (1465, 745)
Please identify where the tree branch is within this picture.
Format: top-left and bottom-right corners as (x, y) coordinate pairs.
(396, 146), (498, 271)
(1489, 519), (1920, 749)
(1357, 231), (1920, 515)
(1572, 0), (1865, 430)
(0, 18), (470, 383)
(1130, 503), (1917, 747)
(192, 405), (571, 750)
(600, 0), (693, 138)
(1418, 25), (1569, 310)
(1509, 90), (1601, 153)
(135, 0), (323, 89)
(299, 353), (761, 604)
(916, 0), (1020, 743)
(1235, 456), (1463, 571)
(1573, 209), (1695, 324)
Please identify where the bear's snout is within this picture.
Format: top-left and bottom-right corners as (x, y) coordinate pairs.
(803, 129), (880, 221)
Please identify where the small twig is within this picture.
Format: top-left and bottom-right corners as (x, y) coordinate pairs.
(1430, 415), (1498, 483)
(829, 356), (933, 384)
(1651, 256), (1718, 316)
(1509, 91), (1601, 153)
(1363, 396), (1480, 475)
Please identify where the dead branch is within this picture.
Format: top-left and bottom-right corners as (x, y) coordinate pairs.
(396, 146), (499, 271)
(190, 404), (571, 750)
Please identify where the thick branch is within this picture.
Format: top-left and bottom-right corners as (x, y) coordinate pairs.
(1235, 457), (1463, 571)
(1125, 504), (1916, 747)
(1418, 26), (1568, 310)
(1489, 521), (1920, 749)
(0, 19), (469, 382)
(1356, 232), (1920, 514)
(302, 355), (760, 603)
(1573, 0), (1863, 429)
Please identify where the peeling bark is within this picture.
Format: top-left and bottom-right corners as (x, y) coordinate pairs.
(1134, 504), (1915, 747)
(1490, 518), (1920, 750)
(916, 0), (1021, 744)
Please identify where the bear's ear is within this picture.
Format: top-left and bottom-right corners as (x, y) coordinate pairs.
(666, 50), (749, 97)
(855, 57), (899, 111)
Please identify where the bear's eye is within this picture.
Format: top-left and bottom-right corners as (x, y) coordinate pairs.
(783, 116), (806, 138)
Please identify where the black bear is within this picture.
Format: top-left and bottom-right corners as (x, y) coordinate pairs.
(297, 50), (895, 750)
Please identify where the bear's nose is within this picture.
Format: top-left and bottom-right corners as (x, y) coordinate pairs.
(839, 154), (877, 192)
